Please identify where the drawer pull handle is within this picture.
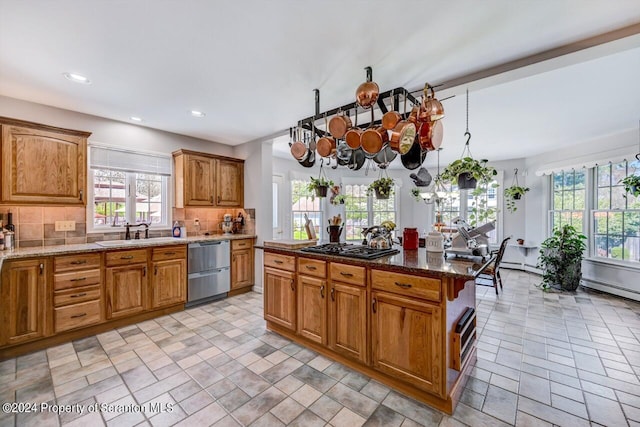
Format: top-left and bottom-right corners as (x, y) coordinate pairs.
(273, 260), (283, 264)
(120, 255), (134, 259)
(70, 277), (87, 282)
(164, 252), (176, 255)
(71, 313), (87, 319)
(70, 260), (87, 265)
(305, 265), (317, 270)
(70, 293), (87, 298)
(320, 285), (325, 298)
(394, 282), (412, 289)
(340, 272), (353, 277)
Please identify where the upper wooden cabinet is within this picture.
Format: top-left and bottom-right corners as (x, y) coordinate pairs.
(0, 117), (90, 205)
(173, 149), (244, 208)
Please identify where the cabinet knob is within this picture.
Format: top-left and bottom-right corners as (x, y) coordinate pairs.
(372, 298), (377, 313)
(39, 263), (44, 275)
(290, 279), (295, 291)
(330, 287), (335, 301)
(79, 190), (83, 201)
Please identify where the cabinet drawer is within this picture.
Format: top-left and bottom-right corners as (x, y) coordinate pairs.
(54, 285), (101, 307)
(152, 246), (186, 261)
(264, 252), (295, 272)
(54, 268), (101, 291)
(330, 263), (366, 286)
(232, 239), (253, 250)
(55, 300), (101, 333)
(54, 253), (101, 272)
(371, 269), (441, 302)
(106, 249), (148, 266)
(298, 257), (326, 278)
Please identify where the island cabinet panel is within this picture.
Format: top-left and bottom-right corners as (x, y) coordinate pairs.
(328, 281), (368, 363)
(264, 267), (296, 331)
(0, 259), (48, 346)
(297, 274), (327, 344)
(371, 291), (443, 397)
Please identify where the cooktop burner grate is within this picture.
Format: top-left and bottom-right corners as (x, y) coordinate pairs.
(300, 244), (399, 260)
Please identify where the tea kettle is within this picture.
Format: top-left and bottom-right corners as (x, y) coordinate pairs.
(362, 225), (392, 249)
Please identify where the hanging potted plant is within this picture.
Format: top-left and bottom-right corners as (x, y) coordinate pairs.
(308, 176), (333, 198)
(440, 156), (497, 189)
(367, 177), (394, 199)
(537, 224), (587, 291)
(621, 174), (640, 198)
(504, 185), (529, 212)
(330, 185), (346, 205)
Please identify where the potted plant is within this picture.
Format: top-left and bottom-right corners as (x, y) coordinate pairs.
(308, 176), (333, 199)
(504, 185), (530, 213)
(537, 224), (587, 291)
(367, 177), (394, 199)
(440, 157), (497, 190)
(411, 187), (423, 202)
(621, 174), (640, 198)
(330, 185), (346, 205)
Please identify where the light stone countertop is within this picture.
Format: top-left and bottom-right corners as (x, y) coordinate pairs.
(0, 234), (257, 271)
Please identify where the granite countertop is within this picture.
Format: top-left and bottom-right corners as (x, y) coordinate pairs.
(0, 234), (257, 270)
(259, 245), (491, 280)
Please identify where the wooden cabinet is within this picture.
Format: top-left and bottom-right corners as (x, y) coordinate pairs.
(328, 281), (368, 363)
(150, 246), (186, 308)
(297, 257), (327, 344)
(216, 159), (244, 207)
(264, 267), (296, 331)
(0, 117), (90, 205)
(173, 149), (244, 208)
(0, 258), (48, 346)
(231, 239), (254, 291)
(106, 250), (148, 319)
(371, 291), (443, 396)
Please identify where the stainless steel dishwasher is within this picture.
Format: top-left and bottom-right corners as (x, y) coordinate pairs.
(186, 240), (230, 307)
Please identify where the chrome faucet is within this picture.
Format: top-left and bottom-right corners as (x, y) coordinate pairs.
(125, 222), (150, 240)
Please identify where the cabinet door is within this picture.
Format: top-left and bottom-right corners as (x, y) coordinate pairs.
(0, 259), (47, 346)
(185, 154), (215, 206)
(371, 291), (443, 396)
(215, 159), (243, 207)
(297, 275), (327, 344)
(106, 264), (147, 319)
(151, 259), (186, 308)
(328, 282), (367, 363)
(1, 124), (86, 204)
(264, 267), (296, 331)
(231, 248), (253, 289)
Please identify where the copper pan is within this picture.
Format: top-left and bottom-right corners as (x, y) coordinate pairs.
(361, 126), (388, 155)
(344, 109), (362, 149)
(421, 84), (445, 121)
(418, 120), (443, 151)
(355, 66), (379, 109)
(316, 115), (336, 158)
(382, 90), (401, 130)
(290, 127), (308, 161)
(389, 121), (416, 155)
(329, 110), (352, 139)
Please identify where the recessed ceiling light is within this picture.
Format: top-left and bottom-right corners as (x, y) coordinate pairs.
(63, 72), (91, 84)
(190, 110), (206, 118)
(130, 116), (143, 122)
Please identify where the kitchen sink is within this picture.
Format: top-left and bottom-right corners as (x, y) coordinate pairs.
(94, 237), (181, 247)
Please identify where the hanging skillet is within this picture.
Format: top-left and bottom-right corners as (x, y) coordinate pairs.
(298, 129), (316, 168)
(348, 147), (366, 171)
(401, 136), (427, 170)
(355, 66), (379, 109)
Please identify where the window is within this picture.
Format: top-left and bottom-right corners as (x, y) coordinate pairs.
(344, 184), (396, 241)
(550, 170), (586, 232)
(593, 160), (640, 261)
(291, 179), (322, 240)
(89, 145), (171, 231)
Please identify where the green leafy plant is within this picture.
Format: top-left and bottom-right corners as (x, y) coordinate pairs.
(367, 177), (394, 199)
(440, 157), (497, 185)
(308, 176), (333, 199)
(504, 185), (530, 213)
(537, 224), (587, 291)
(468, 182), (498, 226)
(411, 188), (423, 202)
(621, 174), (640, 198)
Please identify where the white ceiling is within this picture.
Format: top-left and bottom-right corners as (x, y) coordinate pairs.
(1, 1), (640, 166)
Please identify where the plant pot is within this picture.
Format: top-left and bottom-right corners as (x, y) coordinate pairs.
(315, 186), (328, 198)
(513, 193), (522, 200)
(374, 188), (389, 199)
(457, 172), (477, 190)
(631, 185), (639, 197)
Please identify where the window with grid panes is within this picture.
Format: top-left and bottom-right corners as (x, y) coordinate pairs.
(593, 160), (640, 262)
(550, 170), (586, 232)
(291, 180), (322, 240)
(344, 184), (396, 241)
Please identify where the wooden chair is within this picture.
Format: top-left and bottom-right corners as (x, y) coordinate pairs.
(475, 237), (511, 294)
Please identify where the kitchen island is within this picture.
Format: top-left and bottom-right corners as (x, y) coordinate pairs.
(260, 245), (483, 415)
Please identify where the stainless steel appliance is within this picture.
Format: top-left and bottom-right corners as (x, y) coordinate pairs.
(300, 243), (398, 260)
(187, 240), (230, 307)
(444, 218), (494, 260)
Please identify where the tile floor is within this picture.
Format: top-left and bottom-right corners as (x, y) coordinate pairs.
(1, 269), (640, 426)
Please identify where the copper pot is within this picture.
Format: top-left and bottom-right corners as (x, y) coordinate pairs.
(290, 127), (308, 160)
(316, 135), (336, 158)
(355, 67), (379, 109)
(407, 105), (420, 125)
(329, 111), (352, 139)
(361, 126), (388, 155)
(418, 120), (443, 151)
(389, 121), (417, 155)
(382, 111), (402, 130)
(421, 84), (445, 121)
(345, 128), (363, 149)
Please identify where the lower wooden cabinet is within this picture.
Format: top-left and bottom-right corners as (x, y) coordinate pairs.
(297, 274), (327, 344)
(264, 267), (296, 331)
(328, 281), (368, 363)
(151, 258), (186, 308)
(0, 258), (48, 346)
(106, 264), (147, 319)
(371, 291), (443, 396)
(231, 239), (254, 291)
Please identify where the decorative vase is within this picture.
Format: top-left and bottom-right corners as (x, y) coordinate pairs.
(457, 172), (477, 189)
(315, 186), (328, 197)
(374, 188), (389, 199)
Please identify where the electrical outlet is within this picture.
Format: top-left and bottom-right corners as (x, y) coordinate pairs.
(55, 220), (76, 231)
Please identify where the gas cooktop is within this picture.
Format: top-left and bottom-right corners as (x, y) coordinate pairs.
(300, 243), (399, 260)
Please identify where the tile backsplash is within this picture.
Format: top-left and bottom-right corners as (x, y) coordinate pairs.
(1, 206), (255, 249)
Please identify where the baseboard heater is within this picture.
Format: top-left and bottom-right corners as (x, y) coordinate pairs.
(451, 307), (476, 371)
